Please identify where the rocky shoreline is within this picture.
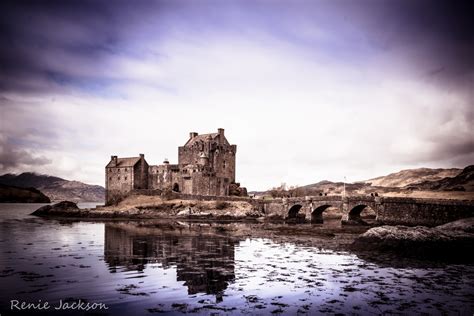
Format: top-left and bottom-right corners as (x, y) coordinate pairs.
(351, 218), (474, 260)
(31, 200), (474, 262)
(31, 198), (263, 220)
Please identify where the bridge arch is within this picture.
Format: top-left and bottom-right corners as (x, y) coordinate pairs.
(348, 204), (376, 224)
(287, 204), (303, 219)
(311, 205), (332, 223)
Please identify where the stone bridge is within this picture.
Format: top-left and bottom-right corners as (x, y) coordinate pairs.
(258, 195), (474, 226)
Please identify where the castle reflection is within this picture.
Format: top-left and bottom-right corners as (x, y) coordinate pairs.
(104, 222), (237, 299)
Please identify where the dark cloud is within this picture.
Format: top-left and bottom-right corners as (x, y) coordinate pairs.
(0, 0), (155, 94)
(0, 0), (472, 183)
(360, 0), (474, 91)
(0, 135), (51, 171)
(1, 0), (472, 95)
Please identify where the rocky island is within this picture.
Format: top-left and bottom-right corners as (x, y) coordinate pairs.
(32, 195), (261, 220)
(0, 184), (51, 203)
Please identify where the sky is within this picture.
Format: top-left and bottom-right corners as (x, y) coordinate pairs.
(0, 0), (473, 190)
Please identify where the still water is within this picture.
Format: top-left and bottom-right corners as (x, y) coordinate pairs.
(0, 203), (473, 315)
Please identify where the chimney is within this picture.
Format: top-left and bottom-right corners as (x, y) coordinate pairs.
(190, 132), (198, 139)
(139, 153), (144, 159)
(218, 128), (224, 144)
(111, 155), (118, 166)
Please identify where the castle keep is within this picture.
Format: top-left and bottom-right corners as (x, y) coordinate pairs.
(105, 129), (245, 204)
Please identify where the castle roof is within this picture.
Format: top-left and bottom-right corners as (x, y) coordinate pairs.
(106, 157), (141, 168)
(184, 133), (229, 147)
(184, 133), (217, 146)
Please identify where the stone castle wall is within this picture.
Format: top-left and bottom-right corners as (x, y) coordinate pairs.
(105, 166), (134, 204)
(148, 164), (180, 190)
(106, 129), (242, 205)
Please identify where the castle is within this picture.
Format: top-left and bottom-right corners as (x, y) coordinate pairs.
(105, 128), (246, 205)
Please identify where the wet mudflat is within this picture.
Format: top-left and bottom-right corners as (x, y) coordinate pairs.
(0, 204), (473, 315)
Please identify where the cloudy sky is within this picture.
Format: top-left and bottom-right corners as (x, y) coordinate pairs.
(0, 0), (473, 190)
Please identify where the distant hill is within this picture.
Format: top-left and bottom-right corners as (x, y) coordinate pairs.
(0, 184), (51, 203)
(298, 180), (384, 196)
(0, 173), (105, 202)
(364, 168), (461, 187)
(406, 165), (474, 192)
(256, 166), (473, 197)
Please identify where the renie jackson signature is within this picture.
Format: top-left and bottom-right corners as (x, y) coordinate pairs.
(10, 299), (109, 311)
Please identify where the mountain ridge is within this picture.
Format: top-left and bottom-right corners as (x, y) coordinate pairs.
(0, 172), (105, 202)
(364, 167), (462, 188)
(255, 165), (473, 197)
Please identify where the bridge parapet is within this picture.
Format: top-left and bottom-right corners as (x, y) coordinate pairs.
(252, 195), (474, 226)
(345, 195), (376, 203)
(301, 195), (344, 202)
(376, 196), (474, 226)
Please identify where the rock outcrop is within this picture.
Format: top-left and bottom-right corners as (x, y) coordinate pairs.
(351, 218), (474, 260)
(30, 196), (262, 220)
(32, 201), (80, 216)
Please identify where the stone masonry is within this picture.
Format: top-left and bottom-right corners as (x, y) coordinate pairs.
(105, 129), (245, 205)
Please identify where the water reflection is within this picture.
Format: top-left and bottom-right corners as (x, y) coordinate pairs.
(104, 223), (237, 299)
(1, 204), (474, 315)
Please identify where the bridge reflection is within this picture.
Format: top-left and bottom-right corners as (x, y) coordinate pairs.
(104, 222), (237, 298)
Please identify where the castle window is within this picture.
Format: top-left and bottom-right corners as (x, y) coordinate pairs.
(173, 183), (180, 192)
(109, 177), (111, 181)
(223, 160), (226, 169)
(125, 177), (127, 180)
(118, 176), (120, 180)
(125, 168), (128, 172)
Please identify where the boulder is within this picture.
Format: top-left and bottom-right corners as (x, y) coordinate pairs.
(351, 218), (474, 260)
(31, 201), (80, 216)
